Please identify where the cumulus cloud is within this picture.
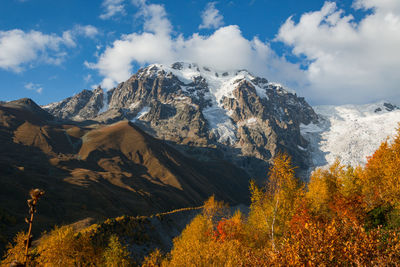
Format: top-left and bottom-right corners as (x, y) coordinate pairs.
(133, 0), (173, 35)
(0, 30), (74, 72)
(277, 0), (400, 104)
(199, 2), (224, 29)
(0, 25), (98, 72)
(24, 82), (43, 94)
(100, 0), (125, 20)
(88, 1), (302, 90)
(90, 0), (400, 105)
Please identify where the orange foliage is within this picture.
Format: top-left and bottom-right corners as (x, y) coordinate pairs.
(362, 126), (400, 207)
(213, 213), (243, 242)
(273, 218), (400, 266)
(288, 200), (313, 234)
(330, 194), (366, 225)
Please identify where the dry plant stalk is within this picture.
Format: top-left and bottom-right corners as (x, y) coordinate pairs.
(23, 189), (44, 266)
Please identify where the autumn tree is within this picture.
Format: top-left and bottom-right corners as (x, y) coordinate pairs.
(359, 126), (400, 229)
(362, 128), (400, 206)
(306, 160), (344, 218)
(103, 235), (132, 267)
(35, 226), (101, 266)
(141, 248), (164, 267)
(247, 153), (301, 250)
(164, 196), (249, 266)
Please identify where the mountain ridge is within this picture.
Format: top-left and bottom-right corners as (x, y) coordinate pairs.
(42, 62), (318, 179)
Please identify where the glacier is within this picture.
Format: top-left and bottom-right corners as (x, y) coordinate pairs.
(301, 101), (400, 169)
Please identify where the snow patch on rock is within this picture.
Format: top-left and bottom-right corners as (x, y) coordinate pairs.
(246, 117), (257, 124)
(202, 106), (237, 145)
(42, 101), (61, 110)
(132, 106), (151, 122)
(98, 89), (109, 114)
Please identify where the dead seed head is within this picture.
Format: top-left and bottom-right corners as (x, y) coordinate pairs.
(29, 188), (45, 200)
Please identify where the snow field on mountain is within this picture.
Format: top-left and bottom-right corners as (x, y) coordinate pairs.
(301, 102), (400, 169)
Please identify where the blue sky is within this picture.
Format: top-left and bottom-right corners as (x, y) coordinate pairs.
(0, 0), (399, 105)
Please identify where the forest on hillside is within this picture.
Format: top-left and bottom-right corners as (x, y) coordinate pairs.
(2, 127), (400, 266)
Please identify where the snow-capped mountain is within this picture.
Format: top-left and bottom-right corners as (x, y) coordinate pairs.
(301, 102), (400, 170)
(43, 62), (318, 179)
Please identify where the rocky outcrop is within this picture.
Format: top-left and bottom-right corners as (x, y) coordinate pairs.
(43, 86), (109, 121)
(374, 102), (399, 113)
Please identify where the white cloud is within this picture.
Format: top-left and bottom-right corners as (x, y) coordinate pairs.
(84, 74), (92, 83)
(133, 0), (172, 35)
(24, 82), (43, 94)
(73, 25), (99, 38)
(353, 0), (400, 13)
(0, 25), (98, 72)
(90, 0), (400, 105)
(277, 1), (400, 104)
(89, 1), (302, 90)
(100, 0), (125, 20)
(0, 30), (74, 72)
(199, 2), (224, 29)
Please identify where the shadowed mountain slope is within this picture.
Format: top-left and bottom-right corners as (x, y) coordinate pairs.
(0, 99), (250, 252)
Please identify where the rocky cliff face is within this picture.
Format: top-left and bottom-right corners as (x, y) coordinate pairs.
(43, 62), (318, 179)
(43, 86), (110, 121)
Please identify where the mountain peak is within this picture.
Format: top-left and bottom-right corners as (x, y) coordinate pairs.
(133, 62), (277, 106)
(140, 62), (253, 79)
(2, 98), (54, 121)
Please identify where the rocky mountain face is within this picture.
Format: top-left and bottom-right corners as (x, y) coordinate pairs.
(42, 86), (108, 121)
(43, 62), (318, 179)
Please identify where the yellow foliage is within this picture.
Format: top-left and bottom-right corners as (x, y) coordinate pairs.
(306, 159), (363, 219)
(362, 127), (400, 208)
(142, 248), (163, 267)
(340, 166), (363, 198)
(165, 214), (213, 266)
(273, 219), (400, 266)
(307, 168), (332, 216)
(1, 232), (27, 267)
(247, 153), (301, 249)
(35, 226), (101, 266)
(202, 195), (229, 223)
(165, 199), (249, 267)
(103, 235), (132, 267)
